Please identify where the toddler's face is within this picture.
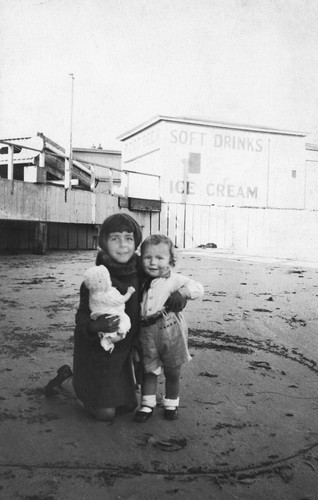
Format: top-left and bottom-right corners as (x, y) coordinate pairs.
(142, 242), (171, 278)
(106, 232), (135, 263)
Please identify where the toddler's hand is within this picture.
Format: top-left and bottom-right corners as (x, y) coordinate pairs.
(164, 291), (188, 312)
(127, 286), (135, 295)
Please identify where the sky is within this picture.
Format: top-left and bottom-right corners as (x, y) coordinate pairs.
(1, 0), (318, 151)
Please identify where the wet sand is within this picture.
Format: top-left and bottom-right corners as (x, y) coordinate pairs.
(1, 249), (318, 499)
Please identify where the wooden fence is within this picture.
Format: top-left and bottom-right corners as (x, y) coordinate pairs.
(158, 203), (318, 261)
(1, 178), (318, 260)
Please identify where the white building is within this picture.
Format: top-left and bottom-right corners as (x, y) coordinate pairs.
(118, 116), (318, 260)
(118, 115), (316, 209)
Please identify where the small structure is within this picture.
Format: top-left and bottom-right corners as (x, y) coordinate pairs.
(0, 133), (94, 189)
(73, 146), (121, 181)
(0, 134), (121, 253)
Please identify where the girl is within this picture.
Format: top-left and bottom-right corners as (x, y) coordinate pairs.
(134, 234), (204, 423)
(45, 213), (142, 421)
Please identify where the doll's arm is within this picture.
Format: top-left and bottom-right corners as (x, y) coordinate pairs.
(108, 333), (125, 344)
(122, 286), (135, 303)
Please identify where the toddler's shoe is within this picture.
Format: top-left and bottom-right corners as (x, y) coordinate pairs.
(164, 408), (179, 420)
(133, 406), (154, 423)
(45, 365), (72, 397)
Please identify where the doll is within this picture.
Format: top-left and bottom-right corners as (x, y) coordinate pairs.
(83, 265), (135, 352)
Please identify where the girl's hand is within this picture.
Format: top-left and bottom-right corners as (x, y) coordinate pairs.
(127, 286), (135, 295)
(88, 315), (120, 335)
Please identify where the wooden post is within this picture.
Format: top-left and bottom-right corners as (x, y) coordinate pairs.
(39, 151), (45, 168)
(90, 164), (96, 224)
(7, 144), (14, 194)
(7, 144), (14, 179)
(90, 164), (95, 191)
(34, 222), (47, 255)
(65, 73), (75, 194)
(65, 159), (71, 190)
(108, 169), (113, 194)
(124, 172), (129, 197)
(39, 151), (46, 183)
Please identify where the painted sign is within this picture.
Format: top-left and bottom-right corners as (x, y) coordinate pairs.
(161, 124), (268, 206)
(121, 119), (306, 209)
(123, 126), (160, 161)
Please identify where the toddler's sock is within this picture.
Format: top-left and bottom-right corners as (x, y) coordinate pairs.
(162, 396), (179, 410)
(140, 394), (156, 413)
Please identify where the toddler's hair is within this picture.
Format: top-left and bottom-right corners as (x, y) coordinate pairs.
(98, 213), (142, 250)
(140, 234), (176, 267)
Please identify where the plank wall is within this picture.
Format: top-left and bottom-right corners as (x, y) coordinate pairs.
(1, 178), (318, 260)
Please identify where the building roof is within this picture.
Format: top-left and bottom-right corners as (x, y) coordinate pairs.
(117, 115), (307, 141)
(73, 147), (121, 155)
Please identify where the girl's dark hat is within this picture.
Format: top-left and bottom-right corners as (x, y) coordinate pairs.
(98, 213), (142, 250)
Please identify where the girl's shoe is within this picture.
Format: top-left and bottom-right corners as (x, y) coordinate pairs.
(133, 405), (154, 423)
(45, 365), (73, 397)
(164, 408), (179, 420)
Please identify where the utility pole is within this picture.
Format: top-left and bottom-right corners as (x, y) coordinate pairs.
(65, 73), (75, 194)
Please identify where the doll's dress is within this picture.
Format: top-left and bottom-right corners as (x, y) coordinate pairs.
(90, 287), (131, 352)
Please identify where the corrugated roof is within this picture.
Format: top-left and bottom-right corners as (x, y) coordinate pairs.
(73, 147), (121, 155)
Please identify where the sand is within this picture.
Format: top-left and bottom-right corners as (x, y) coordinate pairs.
(1, 249), (318, 499)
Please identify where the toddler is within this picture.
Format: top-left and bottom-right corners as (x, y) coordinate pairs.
(134, 234), (204, 422)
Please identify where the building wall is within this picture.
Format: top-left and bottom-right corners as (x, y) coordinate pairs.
(73, 149), (121, 182)
(267, 134), (306, 209)
(121, 118), (307, 209)
(305, 161), (318, 210)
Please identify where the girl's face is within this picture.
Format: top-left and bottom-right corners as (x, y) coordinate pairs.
(106, 232), (135, 263)
(142, 242), (171, 278)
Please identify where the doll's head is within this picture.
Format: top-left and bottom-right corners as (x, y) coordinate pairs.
(83, 265), (112, 292)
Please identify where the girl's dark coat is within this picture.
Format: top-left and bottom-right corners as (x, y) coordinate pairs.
(72, 252), (141, 409)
